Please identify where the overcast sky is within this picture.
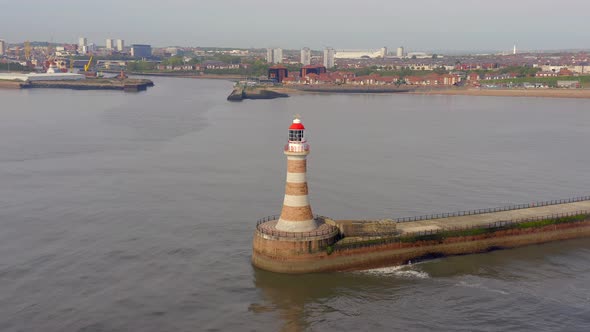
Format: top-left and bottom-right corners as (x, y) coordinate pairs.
(1, 0), (589, 52)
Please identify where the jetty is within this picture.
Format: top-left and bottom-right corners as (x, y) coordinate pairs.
(0, 73), (153, 92)
(252, 117), (590, 274)
(227, 86), (289, 101)
(23, 78), (154, 92)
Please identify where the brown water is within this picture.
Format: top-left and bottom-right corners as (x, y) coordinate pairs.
(0, 77), (589, 331)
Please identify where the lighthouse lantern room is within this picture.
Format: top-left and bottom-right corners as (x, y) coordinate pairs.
(285, 116), (310, 154)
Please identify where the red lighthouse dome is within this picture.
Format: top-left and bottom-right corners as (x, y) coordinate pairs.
(289, 118), (305, 130)
(287, 116), (306, 143)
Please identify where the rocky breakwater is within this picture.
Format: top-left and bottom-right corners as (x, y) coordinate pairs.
(227, 87), (289, 101)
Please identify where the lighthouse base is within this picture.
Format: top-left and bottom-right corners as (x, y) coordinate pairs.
(252, 219), (340, 273)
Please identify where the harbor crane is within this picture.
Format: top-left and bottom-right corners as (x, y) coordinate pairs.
(84, 55), (94, 72)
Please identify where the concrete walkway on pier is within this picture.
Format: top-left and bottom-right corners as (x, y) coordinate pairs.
(393, 201), (590, 235)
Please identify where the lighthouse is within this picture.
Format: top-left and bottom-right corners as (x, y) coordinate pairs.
(252, 116), (339, 273)
(275, 116), (319, 232)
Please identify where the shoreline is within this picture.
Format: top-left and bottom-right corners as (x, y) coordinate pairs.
(409, 87), (590, 99)
(127, 72), (244, 80)
(110, 73), (590, 99)
(265, 85), (590, 99)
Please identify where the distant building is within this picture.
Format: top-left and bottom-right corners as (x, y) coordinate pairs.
(82, 44), (96, 54)
(116, 39), (125, 52)
(467, 72), (480, 81)
(266, 48), (283, 64)
(406, 52), (430, 59)
(165, 47), (184, 56)
(105, 39), (114, 50)
(78, 37), (87, 52)
(268, 65), (288, 83)
(558, 68), (574, 76)
(396, 46), (404, 58)
(131, 44), (152, 58)
(301, 65), (326, 77)
(300, 47), (311, 65)
(557, 80), (580, 88)
(536, 71), (558, 78)
(0, 39), (5, 56)
(323, 47), (335, 68)
(333, 47), (387, 59)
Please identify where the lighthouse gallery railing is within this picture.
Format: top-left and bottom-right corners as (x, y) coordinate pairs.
(256, 215), (338, 238)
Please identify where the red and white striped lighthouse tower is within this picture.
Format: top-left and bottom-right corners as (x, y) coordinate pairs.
(275, 116), (319, 232)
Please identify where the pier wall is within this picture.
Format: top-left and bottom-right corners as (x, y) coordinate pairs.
(252, 219), (590, 274)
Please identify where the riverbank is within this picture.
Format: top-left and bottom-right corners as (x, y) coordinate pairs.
(410, 87), (590, 99)
(127, 71), (244, 80)
(126, 73), (590, 99)
(292, 85), (412, 94)
(233, 84), (590, 100)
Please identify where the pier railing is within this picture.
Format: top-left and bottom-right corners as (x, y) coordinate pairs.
(394, 195), (590, 223)
(334, 210), (590, 252)
(256, 214), (339, 239)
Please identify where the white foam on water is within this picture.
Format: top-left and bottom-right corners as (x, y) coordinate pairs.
(358, 265), (430, 279)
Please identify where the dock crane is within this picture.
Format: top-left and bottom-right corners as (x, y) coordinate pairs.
(84, 55), (94, 72)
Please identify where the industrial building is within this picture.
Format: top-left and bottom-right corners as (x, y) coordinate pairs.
(131, 44), (152, 58)
(300, 47), (311, 65)
(268, 65), (288, 83)
(323, 48), (335, 68)
(266, 48), (283, 64)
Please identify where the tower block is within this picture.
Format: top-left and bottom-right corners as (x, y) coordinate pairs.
(275, 117), (318, 232)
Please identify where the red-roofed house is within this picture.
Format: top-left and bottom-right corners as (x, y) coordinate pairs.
(467, 72), (480, 81)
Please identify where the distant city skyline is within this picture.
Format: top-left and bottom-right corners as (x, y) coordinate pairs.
(1, 0), (589, 52)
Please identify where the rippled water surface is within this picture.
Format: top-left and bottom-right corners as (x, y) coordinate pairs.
(1, 77), (590, 331)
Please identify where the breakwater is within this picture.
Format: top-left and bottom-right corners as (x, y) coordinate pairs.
(227, 87), (289, 101)
(22, 78), (154, 92)
(252, 197), (590, 273)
